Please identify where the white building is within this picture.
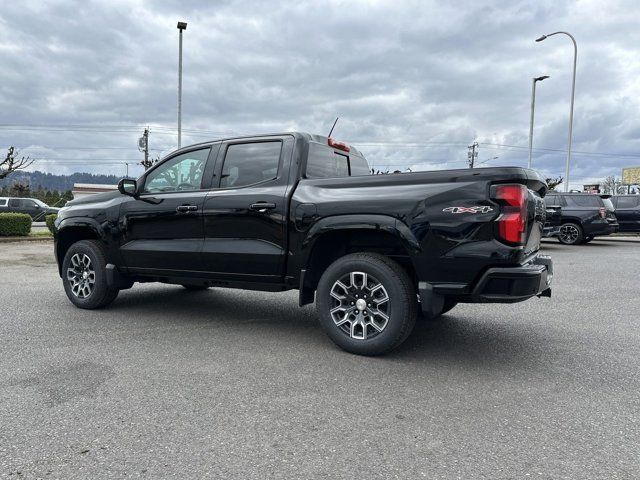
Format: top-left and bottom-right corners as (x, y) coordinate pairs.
(72, 183), (117, 200)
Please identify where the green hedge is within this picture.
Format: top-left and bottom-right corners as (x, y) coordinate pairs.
(45, 213), (58, 235)
(0, 213), (32, 237)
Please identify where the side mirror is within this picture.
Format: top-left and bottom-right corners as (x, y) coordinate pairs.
(118, 178), (138, 197)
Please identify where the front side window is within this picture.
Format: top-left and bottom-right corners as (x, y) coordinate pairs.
(143, 148), (210, 193)
(220, 142), (282, 188)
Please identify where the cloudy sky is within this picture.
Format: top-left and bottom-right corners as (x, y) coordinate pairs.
(1, 0), (639, 189)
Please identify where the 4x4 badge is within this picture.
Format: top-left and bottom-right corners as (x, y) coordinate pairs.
(443, 206), (494, 214)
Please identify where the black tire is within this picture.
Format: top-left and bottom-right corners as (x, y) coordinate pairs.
(181, 285), (210, 291)
(582, 235), (594, 244)
(558, 222), (583, 245)
(419, 298), (458, 321)
(62, 240), (119, 309)
(316, 252), (417, 356)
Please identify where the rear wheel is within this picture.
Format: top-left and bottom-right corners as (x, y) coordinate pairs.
(316, 253), (417, 356)
(558, 222), (583, 245)
(582, 235), (594, 244)
(62, 240), (119, 309)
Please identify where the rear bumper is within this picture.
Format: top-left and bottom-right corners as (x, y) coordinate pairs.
(470, 255), (552, 303)
(419, 254), (553, 311)
(588, 222), (619, 236)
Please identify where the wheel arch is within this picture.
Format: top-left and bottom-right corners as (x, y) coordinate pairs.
(298, 215), (421, 305)
(55, 220), (103, 276)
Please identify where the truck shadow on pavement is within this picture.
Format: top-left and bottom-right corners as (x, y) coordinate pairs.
(106, 286), (553, 369)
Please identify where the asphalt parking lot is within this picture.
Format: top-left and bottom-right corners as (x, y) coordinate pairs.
(1, 238), (639, 479)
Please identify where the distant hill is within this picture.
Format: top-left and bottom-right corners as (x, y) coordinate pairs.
(0, 171), (119, 191)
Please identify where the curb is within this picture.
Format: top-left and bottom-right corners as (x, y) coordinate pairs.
(0, 236), (53, 243)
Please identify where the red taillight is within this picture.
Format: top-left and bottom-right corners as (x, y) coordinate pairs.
(493, 184), (528, 244)
(599, 207), (606, 219)
(328, 137), (351, 153)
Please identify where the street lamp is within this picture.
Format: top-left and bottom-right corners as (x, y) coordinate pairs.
(528, 75), (550, 169)
(536, 31), (577, 192)
(177, 21), (188, 149)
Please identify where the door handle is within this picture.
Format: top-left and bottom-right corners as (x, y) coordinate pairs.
(176, 205), (198, 213)
(250, 202), (276, 213)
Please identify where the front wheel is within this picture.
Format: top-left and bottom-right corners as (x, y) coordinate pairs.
(62, 240), (119, 309)
(316, 253), (417, 356)
(558, 222), (583, 245)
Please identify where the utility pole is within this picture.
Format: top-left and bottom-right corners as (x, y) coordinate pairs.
(143, 128), (149, 166)
(536, 32), (577, 191)
(468, 142), (478, 168)
(177, 21), (188, 149)
(139, 127), (153, 170)
(528, 75), (550, 169)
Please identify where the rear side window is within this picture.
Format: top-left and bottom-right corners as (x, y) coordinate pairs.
(564, 195), (602, 207)
(220, 142), (282, 188)
(8, 199), (20, 207)
(306, 143), (371, 178)
(616, 196), (639, 208)
(0, 199), (6, 206)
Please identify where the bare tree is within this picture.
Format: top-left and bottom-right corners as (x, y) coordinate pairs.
(600, 176), (626, 194)
(545, 177), (563, 191)
(9, 182), (30, 197)
(0, 147), (33, 180)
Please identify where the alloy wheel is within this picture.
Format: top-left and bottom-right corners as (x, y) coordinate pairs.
(559, 224), (580, 244)
(329, 271), (390, 340)
(66, 253), (95, 299)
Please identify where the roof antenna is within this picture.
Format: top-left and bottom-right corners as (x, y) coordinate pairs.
(328, 117), (339, 138)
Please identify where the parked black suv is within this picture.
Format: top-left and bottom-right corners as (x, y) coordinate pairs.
(54, 132), (553, 355)
(544, 192), (618, 244)
(610, 195), (640, 232)
(0, 197), (60, 220)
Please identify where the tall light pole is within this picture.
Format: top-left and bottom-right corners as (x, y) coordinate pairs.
(536, 31), (577, 192)
(528, 75), (550, 169)
(177, 21), (187, 149)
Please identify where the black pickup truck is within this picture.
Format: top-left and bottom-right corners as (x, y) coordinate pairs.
(54, 132), (552, 355)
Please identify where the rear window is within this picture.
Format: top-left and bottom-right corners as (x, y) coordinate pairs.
(616, 196), (639, 208)
(305, 143), (371, 178)
(564, 195), (602, 207)
(602, 198), (614, 210)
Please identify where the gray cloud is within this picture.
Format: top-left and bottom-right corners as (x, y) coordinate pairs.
(0, 0), (639, 188)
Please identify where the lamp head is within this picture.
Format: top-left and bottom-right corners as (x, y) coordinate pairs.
(534, 75), (550, 82)
(535, 35), (547, 42)
(177, 21), (187, 30)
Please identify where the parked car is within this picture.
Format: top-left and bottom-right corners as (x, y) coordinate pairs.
(0, 197), (60, 221)
(543, 192), (619, 245)
(54, 132), (553, 355)
(610, 195), (640, 232)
